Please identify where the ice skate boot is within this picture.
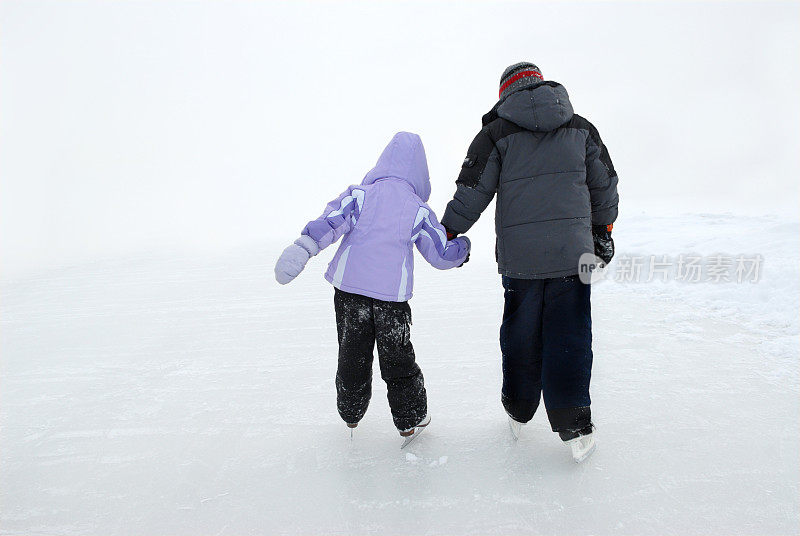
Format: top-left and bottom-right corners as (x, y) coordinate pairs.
(562, 425), (596, 463)
(346, 422), (357, 439)
(508, 416), (524, 440)
(399, 414), (431, 449)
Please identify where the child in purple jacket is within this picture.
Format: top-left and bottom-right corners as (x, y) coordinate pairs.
(275, 132), (470, 444)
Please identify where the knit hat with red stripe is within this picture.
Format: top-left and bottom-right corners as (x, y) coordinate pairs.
(499, 62), (544, 100)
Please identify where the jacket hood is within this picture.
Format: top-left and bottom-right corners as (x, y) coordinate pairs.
(494, 81), (574, 132)
(361, 132), (431, 202)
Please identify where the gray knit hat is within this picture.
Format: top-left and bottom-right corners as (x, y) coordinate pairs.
(499, 62), (543, 99)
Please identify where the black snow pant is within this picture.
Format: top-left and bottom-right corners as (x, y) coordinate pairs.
(333, 288), (427, 431)
(500, 275), (594, 440)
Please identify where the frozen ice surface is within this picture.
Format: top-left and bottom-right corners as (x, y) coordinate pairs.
(1, 213), (798, 535)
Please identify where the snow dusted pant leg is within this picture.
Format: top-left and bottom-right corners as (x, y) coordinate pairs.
(334, 288), (376, 425)
(373, 299), (427, 431)
(500, 276), (545, 423)
(540, 276), (594, 439)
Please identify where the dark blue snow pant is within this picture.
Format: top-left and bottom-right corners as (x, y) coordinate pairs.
(500, 275), (593, 440)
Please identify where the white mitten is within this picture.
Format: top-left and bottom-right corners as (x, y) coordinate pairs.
(274, 235), (320, 285)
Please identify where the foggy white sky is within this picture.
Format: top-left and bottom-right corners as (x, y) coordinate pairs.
(1, 0), (798, 275)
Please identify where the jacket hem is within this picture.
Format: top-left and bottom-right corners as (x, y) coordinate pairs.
(324, 274), (411, 303)
(497, 266), (580, 280)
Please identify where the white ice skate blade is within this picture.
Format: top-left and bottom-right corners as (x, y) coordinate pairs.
(567, 433), (596, 463)
(400, 416), (431, 449)
(508, 417), (523, 441)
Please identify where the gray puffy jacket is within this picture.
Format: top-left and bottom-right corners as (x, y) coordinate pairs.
(441, 81), (619, 279)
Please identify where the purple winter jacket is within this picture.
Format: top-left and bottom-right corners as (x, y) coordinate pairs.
(301, 132), (470, 302)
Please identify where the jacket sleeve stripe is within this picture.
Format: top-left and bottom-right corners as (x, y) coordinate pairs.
(302, 187), (364, 248)
(412, 205), (469, 269)
(411, 207), (447, 252)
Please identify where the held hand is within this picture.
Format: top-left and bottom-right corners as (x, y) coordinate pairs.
(592, 225), (614, 265)
(456, 235), (471, 268)
(274, 236), (320, 285)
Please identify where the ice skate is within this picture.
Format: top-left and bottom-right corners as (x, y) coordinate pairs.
(565, 431), (596, 463)
(508, 416), (524, 441)
(399, 414), (431, 449)
(346, 422), (357, 439)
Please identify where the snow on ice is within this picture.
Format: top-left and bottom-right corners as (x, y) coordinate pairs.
(1, 212), (797, 535)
